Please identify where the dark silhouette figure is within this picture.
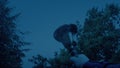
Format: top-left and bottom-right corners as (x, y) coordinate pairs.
(53, 24), (77, 52)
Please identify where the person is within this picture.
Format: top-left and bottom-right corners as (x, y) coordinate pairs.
(54, 24), (120, 68)
(53, 24), (77, 52)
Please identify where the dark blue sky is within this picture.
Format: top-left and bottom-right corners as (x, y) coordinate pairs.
(10, 0), (120, 68)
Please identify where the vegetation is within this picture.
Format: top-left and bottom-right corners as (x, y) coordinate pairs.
(29, 49), (73, 68)
(0, 0), (28, 68)
(78, 4), (120, 63)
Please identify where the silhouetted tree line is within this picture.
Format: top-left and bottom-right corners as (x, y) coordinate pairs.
(78, 4), (120, 63)
(0, 0), (29, 68)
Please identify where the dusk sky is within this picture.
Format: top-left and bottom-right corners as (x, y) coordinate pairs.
(9, 0), (120, 68)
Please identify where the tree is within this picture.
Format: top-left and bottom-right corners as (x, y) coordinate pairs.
(29, 49), (73, 68)
(78, 4), (120, 63)
(29, 55), (47, 68)
(49, 49), (73, 68)
(0, 0), (28, 68)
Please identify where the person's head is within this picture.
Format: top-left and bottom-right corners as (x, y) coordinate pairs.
(69, 24), (77, 34)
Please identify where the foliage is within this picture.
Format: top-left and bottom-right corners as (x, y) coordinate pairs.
(30, 49), (74, 68)
(49, 49), (73, 68)
(29, 55), (47, 68)
(78, 4), (120, 63)
(0, 0), (28, 68)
